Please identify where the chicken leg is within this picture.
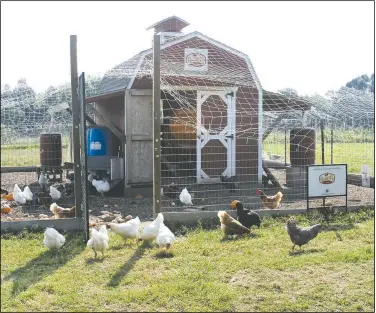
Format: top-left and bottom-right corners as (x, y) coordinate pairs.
(93, 249), (97, 258)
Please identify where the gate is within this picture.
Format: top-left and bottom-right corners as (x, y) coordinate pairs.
(79, 72), (89, 241)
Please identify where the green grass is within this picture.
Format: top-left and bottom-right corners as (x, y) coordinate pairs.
(263, 142), (374, 174)
(1, 209), (374, 312)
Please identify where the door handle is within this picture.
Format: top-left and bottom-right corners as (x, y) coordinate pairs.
(225, 134), (234, 139)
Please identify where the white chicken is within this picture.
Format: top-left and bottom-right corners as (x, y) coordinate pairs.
(156, 223), (176, 250)
(179, 187), (193, 206)
(43, 227), (66, 249)
(107, 216), (141, 246)
(87, 225), (109, 258)
(13, 184), (26, 205)
(50, 186), (61, 201)
(23, 186), (33, 201)
(92, 179), (110, 196)
(139, 213), (164, 242)
(38, 172), (49, 185)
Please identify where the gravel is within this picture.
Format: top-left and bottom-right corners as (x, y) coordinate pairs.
(1, 171), (374, 223)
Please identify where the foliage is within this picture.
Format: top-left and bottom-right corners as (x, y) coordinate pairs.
(345, 73), (374, 94)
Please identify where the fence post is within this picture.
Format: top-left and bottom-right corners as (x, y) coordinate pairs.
(320, 119), (326, 208)
(153, 34), (161, 216)
(70, 35), (82, 218)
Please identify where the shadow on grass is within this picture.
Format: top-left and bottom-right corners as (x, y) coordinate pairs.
(288, 248), (325, 256)
(155, 250), (174, 259)
(107, 241), (149, 288)
(3, 233), (85, 297)
(220, 232), (259, 242)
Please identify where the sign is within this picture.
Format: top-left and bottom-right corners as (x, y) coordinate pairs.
(307, 164), (347, 198)
(184, 48), (208, 72)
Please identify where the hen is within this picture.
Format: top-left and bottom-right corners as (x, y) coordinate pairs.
(50, 203), (76, 219)
(13, 184), (26, 205)
(217, 211), (251, 236)
(87, 225), (109, 258)
(43, 228), (66, 249)
(23, 186), (33, 202)
(286, 216), (322, 251)
(139, 213), (164, 242)
(156, 223), (176, 250)
(107, 216), (141, 246)
(231, 200), (261, 229)
(256, 189), (283, 209)
(92, 179), (110, 196)
(50, 186), (61, 201)
(179, 187), (193, 206)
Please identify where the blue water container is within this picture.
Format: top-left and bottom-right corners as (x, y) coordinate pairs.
(87, 126), (112, 156)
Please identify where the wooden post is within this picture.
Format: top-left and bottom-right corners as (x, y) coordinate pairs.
(70, 35), (82, 218)
(330, 126), (334, 164)
(320, 119), (325, 208)
(153, 34), (161, 216)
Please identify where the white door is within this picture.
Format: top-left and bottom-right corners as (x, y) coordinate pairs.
(196, 89), (236, 183)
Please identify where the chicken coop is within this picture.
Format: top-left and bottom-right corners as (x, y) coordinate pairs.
(87, 16), (314, 212)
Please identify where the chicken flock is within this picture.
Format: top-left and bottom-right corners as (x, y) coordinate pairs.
(44, 194), (322, 259)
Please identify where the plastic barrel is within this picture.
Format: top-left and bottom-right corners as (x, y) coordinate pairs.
(87, 126), (112, 156)
(290, 128), (316, 167)
(40, 133), (62, 166)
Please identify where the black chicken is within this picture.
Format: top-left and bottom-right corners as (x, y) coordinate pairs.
(231, 200), (261, 229)
(161, 183), (181, 201)
(220, 175), (239, 194)
(286, 216), (322, 251)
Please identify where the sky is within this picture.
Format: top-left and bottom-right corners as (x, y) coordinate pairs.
(1, 1), (374, 96)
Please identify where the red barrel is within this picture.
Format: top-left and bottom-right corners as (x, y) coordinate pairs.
(40, 133), (62, 167)
(290, 128), (316, 166)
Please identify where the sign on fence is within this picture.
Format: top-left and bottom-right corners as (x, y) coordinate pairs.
(307, 164), (348, 210)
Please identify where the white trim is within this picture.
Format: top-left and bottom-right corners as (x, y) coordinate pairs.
(196, 89), (237, 184)
(161, 85), (239, 92)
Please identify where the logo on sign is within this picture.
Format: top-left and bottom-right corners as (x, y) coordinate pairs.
(319, 172), (335, 185)
(90, 141), (102, 150)
(184, 48), (208, 72)
(186, 52), (206, 68)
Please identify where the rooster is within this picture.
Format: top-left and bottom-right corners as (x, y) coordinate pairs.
(231, 200), (261, 229)
(256, 189), (283, 209)
(50, 203), (76, 218)
(217, 211), (251, 236)
(285, 216), (322, 251)
(220, 175), (239, 194)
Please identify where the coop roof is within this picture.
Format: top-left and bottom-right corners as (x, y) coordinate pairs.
(97, 31), (261, 95)
(146, 16), (190, 33)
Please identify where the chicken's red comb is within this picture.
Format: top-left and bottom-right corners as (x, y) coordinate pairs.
(256, 189), (261, 194)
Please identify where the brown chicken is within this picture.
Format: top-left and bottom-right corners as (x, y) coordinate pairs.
(217, 211), (251, 235)
(256, 189), (283, 209)
(50, 202), (76, 219)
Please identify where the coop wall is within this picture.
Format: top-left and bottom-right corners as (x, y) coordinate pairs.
(235, 87), (259, 183)
(95, 95), (125, 131)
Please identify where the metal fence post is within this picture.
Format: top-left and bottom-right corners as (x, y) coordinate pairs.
(153, 34), (161, 216)
(70, 35), (82, 219)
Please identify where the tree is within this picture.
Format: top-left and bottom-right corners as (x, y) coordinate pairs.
(345, 74), (374, 93)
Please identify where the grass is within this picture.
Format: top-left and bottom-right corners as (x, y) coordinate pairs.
(1, 209), (374, 312)
(263, 142), (374, 174)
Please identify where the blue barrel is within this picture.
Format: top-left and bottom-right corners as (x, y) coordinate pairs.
(87, 126), (112, 156)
